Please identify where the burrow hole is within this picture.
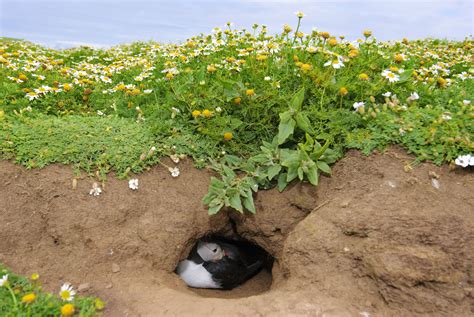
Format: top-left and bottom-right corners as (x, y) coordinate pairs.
(176, 234), (274, 299)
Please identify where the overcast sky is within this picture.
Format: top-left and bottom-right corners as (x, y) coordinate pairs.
(1, 0), (473, 48)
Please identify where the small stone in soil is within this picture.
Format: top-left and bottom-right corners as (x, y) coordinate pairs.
(386, 180), (397, 188)
(105, 283), (113, 289)
(431, 178), (440, 190)
(78, 283), (90, 292)
(340, 200), (350, 208)
(112, 263), (121, 273)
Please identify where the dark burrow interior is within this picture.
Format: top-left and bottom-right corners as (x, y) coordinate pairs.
(175, 234), (275, 299)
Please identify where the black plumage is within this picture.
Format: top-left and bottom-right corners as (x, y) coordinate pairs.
(185, 237), (269, 290)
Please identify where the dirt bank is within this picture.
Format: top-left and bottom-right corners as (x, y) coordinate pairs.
(0, 147), (472, 316)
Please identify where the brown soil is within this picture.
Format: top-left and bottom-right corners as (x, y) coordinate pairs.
(0, 147), (473, 316)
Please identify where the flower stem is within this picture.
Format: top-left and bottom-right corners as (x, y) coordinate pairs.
(7, 285), (18, 309)
(292, 18), (301, 45)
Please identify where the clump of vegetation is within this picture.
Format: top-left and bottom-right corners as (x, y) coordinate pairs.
(0, 264), (104, 316)
(0, 13), (472, 214)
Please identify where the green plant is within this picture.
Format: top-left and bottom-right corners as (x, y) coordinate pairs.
(0, 264), (103, 316)
(202, 88), (337, 214)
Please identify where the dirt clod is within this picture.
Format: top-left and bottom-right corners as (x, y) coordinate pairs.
(112, 263), (121, 273)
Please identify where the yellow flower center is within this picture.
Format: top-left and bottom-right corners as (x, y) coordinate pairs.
(60, 290), (70, 300)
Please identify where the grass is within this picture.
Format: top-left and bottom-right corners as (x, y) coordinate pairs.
(0, 15), (472, 213)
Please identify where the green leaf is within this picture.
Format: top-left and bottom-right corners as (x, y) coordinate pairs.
(229, 192), (243, 213)
(222, 165), (236, 178)
(295, 112), (312, 133)
(208, 203), (224, 215)
(306, 166), (319, 186)
(312, 140), (331, 160)
(251, 153), (270, 164)
(230, 118), (243, 129)
(223, 155), (242, 166)
(290, 87), (305, 111)
(297, 167), (304, 180)
(279, 111), (293, 122)
(242, 191), (256, 214)
(277, 118), (296, 144)
(316, 161), (331, 174)
(278, 173), (289, 192)
(398, 69), (413, 83)
(267, 164), (282, 179)
(202, 193), (214, 205)
(209, 177), (225, 189)
(287, 166), (298, 182)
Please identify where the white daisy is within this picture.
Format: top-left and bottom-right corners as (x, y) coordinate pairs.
(381, 70), (400, 83)
(128, 178), (139, 190)
(168, 167), (180, 177)
(34, 85), (52, 94)
(89, 183), (102, 196)
(463, 100), (471, 105)
(143, 89), (153, 94)
(382, 92), (392, 97)
(457, 72), (468, 81)
(409, 92), (419, 100)
(454, 154), (473, 167)
(26, 92), (39, 101)
(353, 102), (365, 110)
(407, 92), (419, 102)
(441, 113), (452, 120)
(59, 283), (76, 302)
(0, 274), (8, 287)
(100, 76), (112, 83)
(324, 58), (344, 69)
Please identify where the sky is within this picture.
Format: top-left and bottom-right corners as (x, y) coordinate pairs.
(1, 0), (473, 48)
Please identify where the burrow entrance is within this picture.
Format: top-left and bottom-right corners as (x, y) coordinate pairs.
(175, 234), (275, 299)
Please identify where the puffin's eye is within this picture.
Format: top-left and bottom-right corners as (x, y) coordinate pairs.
(212, 248), (217, 253)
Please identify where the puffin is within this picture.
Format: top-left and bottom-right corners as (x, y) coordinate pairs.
(176, 238), (267, 290)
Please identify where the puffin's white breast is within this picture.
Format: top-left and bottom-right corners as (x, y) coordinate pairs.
(176, 260), (221, 289)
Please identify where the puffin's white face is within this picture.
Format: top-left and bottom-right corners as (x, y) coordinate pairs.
(197, 241), (225, 262)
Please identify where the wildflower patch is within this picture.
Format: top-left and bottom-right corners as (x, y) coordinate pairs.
(0, 15), (472, 215)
